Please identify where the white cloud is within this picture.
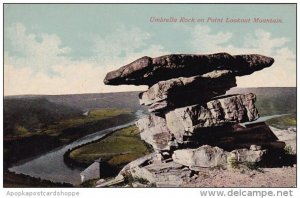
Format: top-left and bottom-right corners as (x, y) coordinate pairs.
(91, 26), (168, 72)
(190, 25), (233, 51)
(4, 23), (166, 95)
(4, 23), (295, 96)
(4, 63), (148, 95)
(189, 25), (296, 87)
(5, 23), (71, 74)
(93, 26), (151, 58)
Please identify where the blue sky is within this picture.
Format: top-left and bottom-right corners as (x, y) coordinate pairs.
(4, 4), (296, 95)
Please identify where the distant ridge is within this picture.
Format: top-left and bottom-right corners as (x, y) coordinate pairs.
(227, 87), (296, 116)
(4, 87), (295, 98)
(4, 87), (296, 136)
(227, 87), (296, 97)
(4, 91), (143, 112)
(4, 97), (82, 133)
(4, 87), (296, 113)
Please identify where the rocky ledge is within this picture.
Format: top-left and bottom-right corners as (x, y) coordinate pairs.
(139, 70), (237, 112)
(96, 133), (295, 187)
(104, 53), (274, 86)
(99, 52), (295, 187)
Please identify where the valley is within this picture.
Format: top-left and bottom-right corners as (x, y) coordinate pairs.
(3, 87), (296, 187)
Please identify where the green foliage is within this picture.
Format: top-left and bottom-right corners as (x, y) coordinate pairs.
(108, 153), (143, 166)
(242, 161), (257, 170)
(266, 114), (296, 129)
(80, 179), (98, 187)
(210, 164), (225, 171)
(241, 161), (264, 173)
(253, 88), (296, 129)
(227, 153), (239, 169)
(122, 171), (150, 187)
(14, 125), (31, 136)
(284, 145), (294, 155)
(4, 97), (131, 139)
(4, 97), (82, 137)
(123, 172), (135, 184)
(3, 171), (73, 188)
(198, 171), (209, 178)
(252, 88), (296, 116)
(69, 125), (152, 167)
(229, 87), (296, 129)
(88, 108), (132, 119)
(43, 108), (132, 136)
(4, 108), (136, 170)
(227, 154), (264, 172)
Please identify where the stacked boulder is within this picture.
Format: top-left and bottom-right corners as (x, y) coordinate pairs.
(104, 52), (284, 185)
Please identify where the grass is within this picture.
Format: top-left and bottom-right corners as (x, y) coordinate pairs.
(4, 108), (137, 187)
(42, 108), (132, 137)
(122, 171), (151, 187)
(69, 125), (152, 167)
(241, 162), (263, 172)
(3, 171), (72, 188)
(265, 114), (296, 129)
(80, 179), (99, 187)
(284, 145), (295, 155)
(227, 153), (239, 169)
(14, 125), (32, 136)
(5, 108), (132, 138)
(254, 89), (296, 117)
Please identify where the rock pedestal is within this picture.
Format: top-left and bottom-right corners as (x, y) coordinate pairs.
(103, 53), (285, 186)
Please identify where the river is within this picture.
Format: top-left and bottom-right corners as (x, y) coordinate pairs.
(8, 112), (286, 186)
(240, 114), (290, 126)
(9, 110), (144, 186)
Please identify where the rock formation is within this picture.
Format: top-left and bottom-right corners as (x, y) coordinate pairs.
(172, 145), (266, 168)
(104, 53), (274, 86)
(139, 70), (237, 112)
(103, 52), (287, 187)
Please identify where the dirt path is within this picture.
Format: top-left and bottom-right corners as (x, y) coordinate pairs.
(183, 167), (296, 187)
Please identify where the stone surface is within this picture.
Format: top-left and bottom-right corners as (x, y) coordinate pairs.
(250, 145), (262, 151)
(165, 93), (259, 141)
(136, 114), (177, 151)
(100, 51), (293, 188)
(132, 182), (149, 188)
(104, 53), (274, 86)
(270, 126), (297, 154)
(182, 167), (296, 187)
(96, 174), (124, 187)
(118, 153), (192, 187)
(112, 144), (272, 187)
(172, 145), (267, 168)
(230, 148), (267, 163)
(137, 116), (280, 152)
(184, 124), (284, 152)
(139, 70), (237, 112)
(172, 145), (228, 168)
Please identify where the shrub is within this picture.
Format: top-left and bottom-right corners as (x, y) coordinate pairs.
(284, 145), (294, 155)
